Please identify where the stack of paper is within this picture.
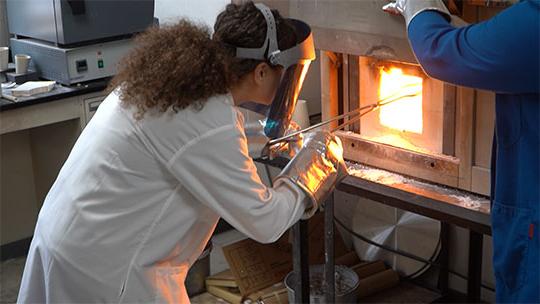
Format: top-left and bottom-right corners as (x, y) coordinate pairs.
(11, 81), (55, 97)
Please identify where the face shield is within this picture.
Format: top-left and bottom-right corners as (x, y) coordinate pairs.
(235, 3), (315, 139)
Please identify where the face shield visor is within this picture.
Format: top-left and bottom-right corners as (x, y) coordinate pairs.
(235, 3), (315, 139)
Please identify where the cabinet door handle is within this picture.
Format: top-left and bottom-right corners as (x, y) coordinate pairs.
(88, 101), (101, 112)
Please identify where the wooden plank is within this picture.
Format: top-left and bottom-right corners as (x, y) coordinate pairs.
(471, 166), (491, 196)
(447, 0), (462, 14)
(474, 90), (495, 168)
(341, 54), (350, 128)
(466, 0), (514, 9)
(455, 87), (475, 190)
(348, 55), (360, 132)
(462, 2), (479, 23)
(478, 6), (507, 19)
(442, 84), (457, 156)
(321, 50), (339, 130)
(422, 75), (445, 154)
(338, 131), (460, 187)
(456, 4), (497, 195)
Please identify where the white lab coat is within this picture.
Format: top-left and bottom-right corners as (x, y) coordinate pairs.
(17, 92), (308, 303)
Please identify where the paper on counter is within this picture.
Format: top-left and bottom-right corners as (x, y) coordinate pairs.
(11, 81), (56, 97)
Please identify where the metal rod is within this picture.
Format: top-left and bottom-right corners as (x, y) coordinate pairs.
(267, 91), (420, 147)
(267, 103), (377, 146)
(324, 195), (335, 303)
(331, 107), (378, 132)
(438, 222), (450, 295)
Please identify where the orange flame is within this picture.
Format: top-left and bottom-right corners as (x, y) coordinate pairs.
(378, 67), (423, 134)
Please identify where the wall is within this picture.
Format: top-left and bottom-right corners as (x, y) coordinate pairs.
(335, 189), (495, 302)
(154, 0), (322, 116)
(154, 0), (229, 27)
(1, 120), (81, 247)
(0, 0), (8, 47)
(300, 54), (321, 116)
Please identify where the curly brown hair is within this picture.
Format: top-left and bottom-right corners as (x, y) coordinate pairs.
(109, 2), (297, 118)
(213, 2), (297, 82)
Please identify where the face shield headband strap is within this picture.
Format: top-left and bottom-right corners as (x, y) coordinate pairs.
(235, 3), (281, 65)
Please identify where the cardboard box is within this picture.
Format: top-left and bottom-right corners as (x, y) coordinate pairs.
(222, 212), (349, 296)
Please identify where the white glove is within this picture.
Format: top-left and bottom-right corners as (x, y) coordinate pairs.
(382, 0), (451, 28)
(275, 131), (349, 219)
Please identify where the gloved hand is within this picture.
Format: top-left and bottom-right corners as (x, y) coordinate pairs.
(382, 0), (451, 28)
(274, 131), (349, 218)
(265, 121), (304, 160)
(244, 120), (303, 160)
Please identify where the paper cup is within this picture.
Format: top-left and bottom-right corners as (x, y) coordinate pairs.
(0, 47), (8, 71)
(15, 54), (31, 74)
(292, 99), (310, 129)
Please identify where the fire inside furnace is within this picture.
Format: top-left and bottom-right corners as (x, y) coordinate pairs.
(378, 67), (423, 134)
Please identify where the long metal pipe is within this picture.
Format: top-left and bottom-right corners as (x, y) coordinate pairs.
(267, 91), (419, 146)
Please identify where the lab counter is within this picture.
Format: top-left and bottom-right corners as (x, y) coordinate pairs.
(1, 79), (108, 112)
(0, 80), (108, 134)
(0, 79), (108, 259)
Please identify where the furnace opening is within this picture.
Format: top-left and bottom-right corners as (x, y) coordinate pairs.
(378, 67), (423, 134)
(357, 57), (444, 155)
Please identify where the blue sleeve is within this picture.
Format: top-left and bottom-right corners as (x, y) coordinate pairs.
(407, 1), (540, 94)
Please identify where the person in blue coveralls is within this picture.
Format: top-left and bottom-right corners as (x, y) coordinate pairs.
(383, 0), (539, 302)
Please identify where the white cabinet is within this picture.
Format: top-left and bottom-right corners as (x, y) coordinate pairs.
(82, 95), (105, 127)
(0, 91), (105, 247)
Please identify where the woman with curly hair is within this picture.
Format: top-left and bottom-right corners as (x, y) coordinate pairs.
(17, 2), (346, 303)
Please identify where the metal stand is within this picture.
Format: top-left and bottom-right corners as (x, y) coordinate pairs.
(438, 222), (450, 295)
(324, 195), (335, 303)
(292, 219), (309, 303)
(291, 196), (336, 304)
(467, 231), (484, 302)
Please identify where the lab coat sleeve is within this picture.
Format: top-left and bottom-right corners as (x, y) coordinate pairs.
(407, 1), (540, 94)
(167, 122), (307, 244)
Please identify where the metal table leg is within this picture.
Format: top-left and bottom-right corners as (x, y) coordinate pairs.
(292, 219), (310, 303)
(324, 195), (335, 303)
(438, 222), (450, 295)
(467, 230), (483, 302)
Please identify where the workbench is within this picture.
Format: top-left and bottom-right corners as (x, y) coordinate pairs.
(259, 158), (491, 303)
(0, 80), (108, 258)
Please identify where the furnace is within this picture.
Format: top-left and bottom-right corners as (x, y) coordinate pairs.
(293, 0), (503, 196)
(333, 54), (463, 189)
(234, 1), (512, 302)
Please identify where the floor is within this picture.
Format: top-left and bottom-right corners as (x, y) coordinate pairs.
(0, 229), (444, 304)
(0, 257), (25, 303)
(0, 229), (246, 304)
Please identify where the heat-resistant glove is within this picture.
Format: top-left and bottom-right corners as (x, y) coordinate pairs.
(244, 120), (303, 160)
(382, 0), (451, 28)
(274, 131), (349, 219)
